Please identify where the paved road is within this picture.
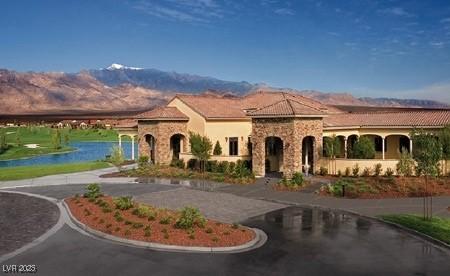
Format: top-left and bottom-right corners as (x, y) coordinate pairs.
(2, 199), (449, 275)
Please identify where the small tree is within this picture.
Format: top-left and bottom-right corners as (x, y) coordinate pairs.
(110, 145), (125, 171)
(411, 129), (443, 220)
(213, 141), (222, 155)
(352, 136), (375, 159)
(0, 133), (7, 154)
(396, 148), (414, 176)
(189, 132), (212, 172)
(438, 125), (450, 175)
(324, 135), (341, 175)
(64, 134), (70, 145)
(52, 129), (62, 150)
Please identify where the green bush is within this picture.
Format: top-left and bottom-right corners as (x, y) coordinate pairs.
(291, 172), (304, 185)
(175, 206), (207, 229)
(318, 166), (328, 176)
(170, 158), (185, 169)
(231, 160), (252, 178)
(138, 156), (149, 167)
(362, 167), (372, 177)
(344, 167), (351, 177)
(226, 162), (236, 175)
(213, 140), (222, 155)
(114, 196), (134, 210)
(159, 216), (172, 225)
(352, 163), (360, 177)
(187, 159), (198, 170)
(352, 136), (375, 159)
(133, 205), (151, 218)
(206, 160), (218, 172)
(84, 183), (101, 199)
(396, 149), (414, 176)
(217, 161), (229, 173)
(385, 167), (394, 177)
(374, 163), (383, 177)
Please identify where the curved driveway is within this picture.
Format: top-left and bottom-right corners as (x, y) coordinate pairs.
(1, 183), (450, 275)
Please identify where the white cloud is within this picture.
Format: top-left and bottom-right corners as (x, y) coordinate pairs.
(133, 0), (224, 23)
(440, 18), (450, 23)
(395, 82), (450, 103)
(379, 7), (415, 17)
(430, 41), (445, 48)
(274, 8), (295, 16)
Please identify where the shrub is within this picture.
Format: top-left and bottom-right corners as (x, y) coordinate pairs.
(206, 160), (218, 172)
(362, 167), (372, 177)
(124, 229), (131, 236)
(114, 196), (134, 210)
(134, 205), (151, 218)
(352, 163), (360, 177)
(291, 172), (304, 186)
(217, 161), (229, 173)
(84, 183), (101, 199)
(138, 156), (149, 167)
(175, 206), (207, 229)
(374, 163), (383, 177)
(124, 220), (133, 225)
(211, 236), (219, 242)
(147, 210), (157, 221)
(102, 207), (112, 213)
(205, 227), (213, 234)
(159, 216), (172, 225)
(318, 166), (328, 176)
(231, 160), (252, 178)
(187, 159), (198, 170)
(232, 223), (239, 229)
(213, 140), (222, 155)
(144, 229), (151, 237)
(385, 167), (394, 177)
(226, 162), (236, 175)
(344, 167), (351, 177)
(337, 170), (342, 177)
(132, 222), (144, 229)
(352, 136), (375, 159)
(170, 158), (185, 169)
(114, 227), (121, 232)
(396, 149), (414, 176)
(110, 145), (125, 171)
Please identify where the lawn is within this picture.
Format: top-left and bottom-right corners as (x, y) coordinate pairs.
(0, 126), (129, 160)
(380, 214), (450, 245)
(0, 161), (111, 181)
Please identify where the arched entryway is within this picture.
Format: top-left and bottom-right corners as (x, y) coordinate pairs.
(170, 133), (185, 160)
(347, 134), (358, 158)
(265, 136), (283, 175)
(302, 136), (315, 175)
(145, 134), (156, 163)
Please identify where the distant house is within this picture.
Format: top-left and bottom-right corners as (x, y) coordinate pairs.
(115, 91), (450, 177)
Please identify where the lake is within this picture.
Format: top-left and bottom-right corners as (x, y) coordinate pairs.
(0, 142), (138, 167)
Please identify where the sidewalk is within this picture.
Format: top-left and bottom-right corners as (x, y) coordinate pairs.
(217, 177), (450, 218)
(0, 165), (138, 189)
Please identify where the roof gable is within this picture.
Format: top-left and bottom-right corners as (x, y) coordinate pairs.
(136, 106), (188, 121)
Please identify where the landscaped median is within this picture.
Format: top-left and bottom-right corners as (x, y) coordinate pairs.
(63, 184), (263, 252)
(379, 214), (450, 246)
(0, 161), (111, 181)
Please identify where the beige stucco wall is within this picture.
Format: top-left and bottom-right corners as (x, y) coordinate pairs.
(205, 120), (252, 156)
(179, 153), (251, 163)
(167, 98), (205, 135)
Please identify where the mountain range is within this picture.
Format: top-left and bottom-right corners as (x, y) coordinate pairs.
(0, 63), (448, 115)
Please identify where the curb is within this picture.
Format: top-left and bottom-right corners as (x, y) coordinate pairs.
(256, 197), (450, 252)
(62, 200), (267, 253)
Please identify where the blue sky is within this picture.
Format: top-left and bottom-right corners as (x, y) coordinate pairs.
(1, 0), (450, 102)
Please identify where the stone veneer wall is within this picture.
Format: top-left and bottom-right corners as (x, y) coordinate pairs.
(138, 120), (188, 164)
(251, 117), (323, 178)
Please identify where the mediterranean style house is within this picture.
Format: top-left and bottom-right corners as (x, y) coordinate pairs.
(116, 91), (450, 177)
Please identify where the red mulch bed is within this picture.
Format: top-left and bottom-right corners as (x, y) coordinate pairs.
(66, 196), (255, 247)
(318, 176), (450, 199)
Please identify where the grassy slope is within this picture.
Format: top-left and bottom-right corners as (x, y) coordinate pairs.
(380, 214), (450, 244)
(0, 161), (111, 181)
(0, 127), (130, 160)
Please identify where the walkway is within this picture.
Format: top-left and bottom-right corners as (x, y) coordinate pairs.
(215, 176), (450, 218)
(0, 165), (137, 189)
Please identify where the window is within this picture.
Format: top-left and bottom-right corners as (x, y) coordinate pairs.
(399, 136), (410, 152)
(229, 137), (238, 156)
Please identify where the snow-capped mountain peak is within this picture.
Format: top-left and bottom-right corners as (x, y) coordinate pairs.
(105, 63), (143, 70)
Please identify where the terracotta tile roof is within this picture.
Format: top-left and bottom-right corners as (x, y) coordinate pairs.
(174, 91), (329, 119)
(324, 111), (450, 128)
(136, 106), (188, 120)
(175, 94), (247, 119)
(115, 119), (137, 128)
(247, 93), (327, 117)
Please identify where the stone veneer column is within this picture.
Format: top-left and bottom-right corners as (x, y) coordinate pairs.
(251, 135), (265, 177)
